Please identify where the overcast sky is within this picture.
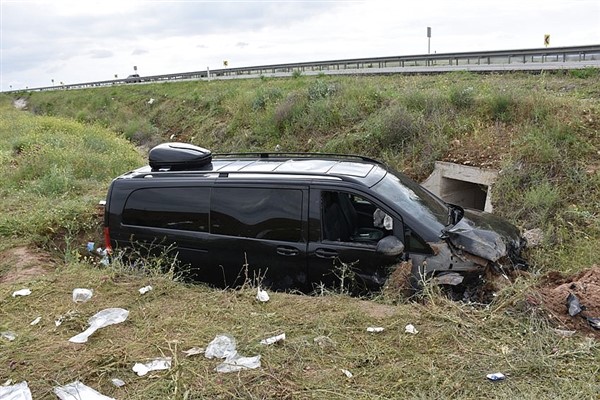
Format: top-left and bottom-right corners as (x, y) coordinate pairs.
(1, 0), (599, 91)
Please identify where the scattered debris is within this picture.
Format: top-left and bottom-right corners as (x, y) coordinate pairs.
(553, 329), (576, 337)
(587, 317), (600, 330)
(182, 347), (204, 357)
(404, 324), (418, 335)
(205, 334), (261, 373)
(1, 331), (16, 341)
(69, 308), (129, 344)
(433, 272), (464, 286)
(110, 378), (125, 388)
(30, 317), (41, 326)
(486, 372), (506, 382)
(12, 288), (31, 297)
(73, 288), (94, 303)
(523, 228), (544, 247)
(132, 358), (172, 376)
(256, 287), (270, 302)
(12, 99), (28, 110)
(366, 327), (384, 333)
(54, 380), (115, 400)
(0, 381), (32, 400)
(138, 285), (153, 295)
(341, 369), (353, 379)
(260, 333), (285, 345)
(148, 98), (155, 105)
(566, 293), (583, 316)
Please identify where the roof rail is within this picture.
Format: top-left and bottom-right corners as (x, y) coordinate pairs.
(213, 152), (385, 166)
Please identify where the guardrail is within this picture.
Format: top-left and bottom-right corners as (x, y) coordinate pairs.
(10, 44), (600, 93)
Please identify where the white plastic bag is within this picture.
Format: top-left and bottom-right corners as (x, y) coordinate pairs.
(132, 357), (172, 376)
(12, 289), (31, 297)
(54, 381), (115, 400)
(215, 354), (261, 373)
(69, 308), (129, 343)
(73, 288), (93, 303)
(205, 334), (237, 359)
(0, 381), (32, 400)
(256, 287), (270, 302)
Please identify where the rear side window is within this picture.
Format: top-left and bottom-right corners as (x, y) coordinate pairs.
(211, 187), (303, 242)
(123, 187), (209, 232)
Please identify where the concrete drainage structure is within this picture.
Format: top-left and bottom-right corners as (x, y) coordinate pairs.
(421, 161), (499, 213)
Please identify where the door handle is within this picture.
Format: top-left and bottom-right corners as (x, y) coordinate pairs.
(277, 246), (299, 256)
(315, 248), (338, 259)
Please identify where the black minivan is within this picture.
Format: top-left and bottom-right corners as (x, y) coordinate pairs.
(103, 143), (526, 292)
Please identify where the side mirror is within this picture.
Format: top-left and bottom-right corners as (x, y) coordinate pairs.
(376, 236), (405, 257)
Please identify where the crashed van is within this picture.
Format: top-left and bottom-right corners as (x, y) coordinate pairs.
(103, 143), (526, 292)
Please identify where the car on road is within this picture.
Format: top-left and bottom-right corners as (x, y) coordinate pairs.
(126, 74), (141, 83)
(102, 143), (526, 293)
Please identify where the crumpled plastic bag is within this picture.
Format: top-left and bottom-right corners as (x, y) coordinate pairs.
(73, 288), (93, 303)
(69, 308), (129, 344)
(132, 357), (172, 376)
(53, 380), (115, 400)
(205, 334), (261, 373)
(12, 289), (31, 297)
(256, 287), (270, 302)
(0, 381), (32, 400)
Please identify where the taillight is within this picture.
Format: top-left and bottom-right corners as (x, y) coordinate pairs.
(103, 226), (112, 254)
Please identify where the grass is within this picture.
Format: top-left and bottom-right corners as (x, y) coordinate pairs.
(1, 71), (599, 398)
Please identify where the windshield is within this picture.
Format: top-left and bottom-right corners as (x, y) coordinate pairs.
(372, 172), (450, 237)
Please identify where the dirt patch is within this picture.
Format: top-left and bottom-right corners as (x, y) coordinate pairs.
(534, 266), (600, 336)
(0, 246), (55, 284)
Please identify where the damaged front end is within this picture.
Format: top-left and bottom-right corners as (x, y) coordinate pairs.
(411, 208), (527, 301)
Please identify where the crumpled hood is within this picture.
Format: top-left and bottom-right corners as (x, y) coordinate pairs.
(445, 209), (522, 262)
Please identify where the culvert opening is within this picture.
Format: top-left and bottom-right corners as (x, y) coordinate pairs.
(421, 161), (498, 213)
(440, 177), (488, 211)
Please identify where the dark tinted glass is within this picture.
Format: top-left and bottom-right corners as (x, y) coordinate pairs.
(123, 187), (209, 232)
(211, 187), (303, 242)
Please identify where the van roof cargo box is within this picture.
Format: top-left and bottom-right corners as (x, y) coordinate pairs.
(149, 142), (212, 171)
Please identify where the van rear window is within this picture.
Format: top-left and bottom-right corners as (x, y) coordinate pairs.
(211, 187), (303, 242)
(123, 187), (209, 232)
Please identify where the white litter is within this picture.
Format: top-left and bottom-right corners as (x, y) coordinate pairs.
(486, 372), (506, 381)
(132, 357), (172, 376)
(30, 317), (41, 326)
(0, 381), (32, 400)
(110, 378), (125, 388)
(260, 333), (285, 345)
(12, 289), (31, 297)
(341, 369), (353, 378)
(256, 287), (270, 302)
(148, 98), (155, 105)
(54, 380), (115, 400)
(69, 308), (129, 344)
(182, 347), (204, 357)
(205, 334), (261, 373)
(73, 288), (93, 303)
(404, 324), (419, 335)
(138, 285), (153, 295)
(367, 327), (384, 333)
(1, 331), (16, 341)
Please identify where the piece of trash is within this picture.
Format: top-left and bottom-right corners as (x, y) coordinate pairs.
(12, 289), (31, 297)
(215, 354), (261, 373)
(553, 328), (576, 337)
(205, 334), (237, 359)
(486, 372), (506, 381)
(55, 318), (63, 327)
(139, 285), (153, 295)
(256, 287), (270, 302)
(182, 347), (205, 357)
(433, 272), (464, 286)
(1, 331), (16, 341)
(260, 333), (286, 345)
(30, 317), (41, 326)
(69, 308), (129, 344)
(54, 380), (115, 400)
(73, 288), (94, 303)
(587, 317), (600, 330)
(404, 324), (418, 334)
(148, 98), (155, 105)
(86, 242), (95, 252)
(366, 327), (384, 333)
(0, 381), (32, 400)
(341, 369), (353, 378)
(566, 293), (583, 316)
(132, 357), (172, 376)
(110, 378), (125, 388)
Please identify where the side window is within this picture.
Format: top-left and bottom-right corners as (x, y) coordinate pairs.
(123, 187), (209, 232)
(404, 226), (431, 253)
(211, 187), (304, 242)
(321, 191), (391, 244)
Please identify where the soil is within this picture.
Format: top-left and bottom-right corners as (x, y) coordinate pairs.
(0, 246), (55, 284)
(534, 266), (600, 337)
